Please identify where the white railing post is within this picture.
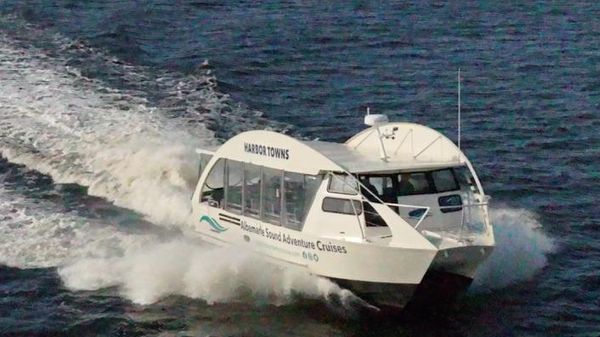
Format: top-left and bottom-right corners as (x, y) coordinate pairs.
(328, 172), (366, 241)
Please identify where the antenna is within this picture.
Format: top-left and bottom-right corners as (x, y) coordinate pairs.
(363, 106), (390, 161)
(458, 68), (461, 151)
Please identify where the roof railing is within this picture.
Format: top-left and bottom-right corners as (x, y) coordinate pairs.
(327, 170), (491, 242)
(327, 171), (431, 240)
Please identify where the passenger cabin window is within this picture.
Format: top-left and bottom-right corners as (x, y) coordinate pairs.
(358, 168), (463, 200)
(225, 160), (243, 214)
(432, 169), (459, 192)
(284, 172), (321, 230)
(262, 167), (282, 225)
(358, 175), (397, 203)
(399, 172), (432, 195)
(244, 164), (261, 217)
(322, 197), (363, 215)
(328, 173), (358, 195)
(201, 160), (320, 231)
(454, 166), (476, 191)
(201, 158), (225, 206)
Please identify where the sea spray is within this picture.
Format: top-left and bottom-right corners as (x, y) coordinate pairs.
(0, 30), (556, 308)
(0, 186), (163, 268)
(0, 33), (368, 311)
(58, 239), (368, 309)
(471, 207), (556, 290)
(0, 34), (210, 227)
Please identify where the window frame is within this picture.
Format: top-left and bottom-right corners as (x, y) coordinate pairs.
(282, 172), (322, 231)
(321, 197), (363, 215)
(431, 168), (460, 193)
(261, 166), (284, 226)
(327, 173), (359, 195)
(200, 158), (225, 205)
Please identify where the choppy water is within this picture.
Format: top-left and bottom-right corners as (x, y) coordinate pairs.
(0, 1), (598, 336)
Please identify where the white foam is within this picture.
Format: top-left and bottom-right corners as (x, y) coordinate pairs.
(0, 30), (554, 306)
(472, 207), (556, 290)
(0, 187), (159, 268)
(0, 33), (365, 309)
(58, 240), (363, 308)
(0, 33), (215, 227)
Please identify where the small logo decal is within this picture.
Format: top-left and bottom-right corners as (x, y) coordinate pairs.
(200, 215), (228, 233)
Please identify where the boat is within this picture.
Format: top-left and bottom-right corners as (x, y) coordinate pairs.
(190, 112), (494, 309)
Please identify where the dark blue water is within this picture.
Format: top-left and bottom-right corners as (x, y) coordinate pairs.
(0, 1), (598, 336)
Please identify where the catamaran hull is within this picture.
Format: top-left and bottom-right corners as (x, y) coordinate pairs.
(431, 245), (494, 279)
(404, 245), (493, 307)
(188, 210), (438, 309)
(331, 278), (418, 309)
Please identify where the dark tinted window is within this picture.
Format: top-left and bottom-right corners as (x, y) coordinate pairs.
(438, 194), (463, 213)
(398, 172), (433, 196)
(322, 197), (362, 215)
(432, 169), (459, 192)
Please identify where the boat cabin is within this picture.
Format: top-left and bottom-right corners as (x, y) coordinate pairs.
(192, 120), (490, 246)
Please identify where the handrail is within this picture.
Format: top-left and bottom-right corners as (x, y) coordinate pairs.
(326, 171), (491, 240)
(438, 201), (489, 209)
(413, 135), (442, 159)
(327, 172), (366, 241)
(326, 172), (431, 234)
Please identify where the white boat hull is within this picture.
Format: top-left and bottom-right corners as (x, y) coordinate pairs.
(190, 209), (437, 309)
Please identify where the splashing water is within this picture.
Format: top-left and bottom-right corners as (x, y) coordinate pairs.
(58, 240), (366, 309)
(0, 29), (555, 309)
(0, 33), (213, 227)
(472, 207), (556, 290)
(0, 33), (367, 310)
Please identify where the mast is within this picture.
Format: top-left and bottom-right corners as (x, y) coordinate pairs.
(458, 68), (461, 151)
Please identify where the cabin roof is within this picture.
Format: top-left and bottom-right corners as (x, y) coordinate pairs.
(198, 122), (466, 175)
(301, 140), (461, 173)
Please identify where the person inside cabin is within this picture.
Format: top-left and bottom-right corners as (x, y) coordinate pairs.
(398, 172), (415, 196)
(359, 176), (380, 202)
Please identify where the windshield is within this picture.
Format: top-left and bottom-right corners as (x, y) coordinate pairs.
(358, 167), (473, 202)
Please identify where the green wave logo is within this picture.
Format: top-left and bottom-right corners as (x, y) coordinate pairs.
(200, 215), (228, 233)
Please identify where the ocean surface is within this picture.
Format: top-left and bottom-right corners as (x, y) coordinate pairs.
(0, 1), (598, 336)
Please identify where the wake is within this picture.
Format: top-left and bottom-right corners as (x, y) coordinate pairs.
(0, 30), (554, 309)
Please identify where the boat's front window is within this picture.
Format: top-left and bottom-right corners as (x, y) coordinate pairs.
(201, 158), (225, 204)
(431, 169), (459, 193)
(400, 172), (433, 196)
(453, 166), (478, 193)
(357, 166), (488, 235)
(358, 168), (463, 201)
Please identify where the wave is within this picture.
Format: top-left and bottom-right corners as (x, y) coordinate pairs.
(0, 31), (213, 227)
(0, 29), (364, 310)
(472, 207), (556, 290)
(0, 25), (554, 306)
(58, 239), (366, 309)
